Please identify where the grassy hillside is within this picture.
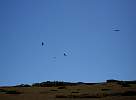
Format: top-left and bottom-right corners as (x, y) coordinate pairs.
(0, 80), (136, 100)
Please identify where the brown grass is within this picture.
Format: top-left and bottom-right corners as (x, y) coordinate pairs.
(0, 82), (136, 100)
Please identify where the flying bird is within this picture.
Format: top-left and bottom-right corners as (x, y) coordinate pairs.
(64, 53), (67, 56)
(113, 29), (120, 32)
(42, 42), (44, 46)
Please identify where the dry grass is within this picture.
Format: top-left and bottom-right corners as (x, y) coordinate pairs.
(55, 93), (106, 98)
(0, 82), (136, 100)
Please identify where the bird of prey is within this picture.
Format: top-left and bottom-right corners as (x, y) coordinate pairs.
(113, 29), (120, 32)
(42, 42), (44, 46)
(64, 53), (67, 56)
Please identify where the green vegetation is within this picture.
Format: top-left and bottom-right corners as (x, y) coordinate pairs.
(0, 89), (21, 94)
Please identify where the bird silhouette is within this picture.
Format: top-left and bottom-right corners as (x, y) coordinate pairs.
(64, 53), (67, 56)
(42, 42), (44, 46)
(113, 29), (120, 32)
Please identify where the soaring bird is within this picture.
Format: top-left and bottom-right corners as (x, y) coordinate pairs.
(113, 29), (120, 32)
(64, 53), (67, 56)
(42, 42), (44, 46)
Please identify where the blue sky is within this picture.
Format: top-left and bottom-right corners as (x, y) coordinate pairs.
(0, 0), (136, 86)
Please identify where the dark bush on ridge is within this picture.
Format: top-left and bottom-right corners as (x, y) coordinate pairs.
(106, 79), (120, 83)
(119, 82), (130, 87)
(32, 81), (65, 87)
(32, 83), (41, 87)
(121, 91), (136, 96)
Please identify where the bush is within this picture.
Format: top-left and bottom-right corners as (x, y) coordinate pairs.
(101, 89), (111, 91)
(5, 90), (21, 94)
(57, 86), (66, 89)
(121, 91), (136, 96)
(0, 89), (6, 92)
(32, 83), (41, 87)
(0, 89), (21, 94)
(120, 82), (130, 87)
(106, 79), (120, 83)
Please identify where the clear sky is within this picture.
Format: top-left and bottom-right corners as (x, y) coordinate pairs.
(0, 0), (136, 86)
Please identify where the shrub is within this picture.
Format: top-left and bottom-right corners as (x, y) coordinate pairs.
(32, 83), (41, 87)
(106, 79), (120, 83)
(0, 89), (6, 92)
(101, 88), (111, 91)
(120, 82), (130, 87)
(0, 89), (21, 94)
(50, 89), (58, 91)
(121, 91), (136, 96)
(5, 90), (21, 94)
(57, 86), (66, 89)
